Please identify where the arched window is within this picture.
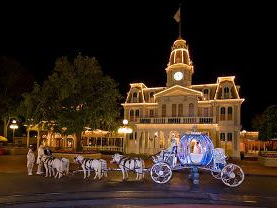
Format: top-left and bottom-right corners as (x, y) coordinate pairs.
(227, 133), (232, 142)
(133, 92), (138, 102)
(135, 109), (140, 117)
(189, 103), (194, 117)
(220, 107), (226, 120)
(227, 107), (232, 120)
(223, 87), (230, 99)
(130, 110), (134, 121)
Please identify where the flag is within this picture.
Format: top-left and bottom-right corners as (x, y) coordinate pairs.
(174, 8), (181, 23)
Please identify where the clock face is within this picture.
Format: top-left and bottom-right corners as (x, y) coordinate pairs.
(174, 72), (183, 81)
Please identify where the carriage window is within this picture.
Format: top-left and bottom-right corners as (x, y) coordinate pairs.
(227, 133), (232, 142)
(172, 104), (177, 117)
(162, 104), (166, 117)
(189, 103), (194, 117)
(178, 104), (183, 117)
(220, 133), (225, 141)
(227, 107), (232, 120)
(220, 107), (226, 121)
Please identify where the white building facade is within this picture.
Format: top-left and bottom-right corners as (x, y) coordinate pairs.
(122, 38), (244, 158)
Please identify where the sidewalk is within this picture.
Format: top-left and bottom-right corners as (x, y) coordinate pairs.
(0, 155), (277, 176)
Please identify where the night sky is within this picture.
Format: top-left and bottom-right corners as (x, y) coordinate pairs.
(1, 1), (276, 130)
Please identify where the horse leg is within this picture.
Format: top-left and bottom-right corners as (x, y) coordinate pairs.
(82, 165), (86, 179)
(93, 170), (97, 180)
(121, 167), (125, 181)
(87, 169), (91, 178)
(44, 165), (48, 177)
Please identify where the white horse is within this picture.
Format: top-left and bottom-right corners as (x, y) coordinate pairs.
(110, 153), (145, 181)
(74, 155), (107, 179)
(41, 155), (69, 178)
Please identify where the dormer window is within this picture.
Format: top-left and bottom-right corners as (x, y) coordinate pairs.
(150, 92), (154, 103)
(133, 92), (138, 102)
(203, 89), (209, 100)
(223, 87), (230, 99)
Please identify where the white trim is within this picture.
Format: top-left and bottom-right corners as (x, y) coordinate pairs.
(154, 85), (203, 97)
(122, 103), (158, 106)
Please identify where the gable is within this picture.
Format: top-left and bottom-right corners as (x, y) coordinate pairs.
(154, 85), (203, 98)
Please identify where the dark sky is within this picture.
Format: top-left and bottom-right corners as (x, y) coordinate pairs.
(1, 0), (276, 130)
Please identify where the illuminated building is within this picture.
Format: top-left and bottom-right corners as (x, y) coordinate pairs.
(122, 38), (244, 158)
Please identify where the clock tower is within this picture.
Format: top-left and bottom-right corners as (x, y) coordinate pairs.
(166, 38), (194, 87)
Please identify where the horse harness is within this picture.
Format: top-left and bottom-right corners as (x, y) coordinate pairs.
(118, 156), (142, 173)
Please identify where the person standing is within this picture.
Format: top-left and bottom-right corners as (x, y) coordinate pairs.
(27, 146), (35, 175)
(193, 141), (202, 154)
(36, 144), (45, 175)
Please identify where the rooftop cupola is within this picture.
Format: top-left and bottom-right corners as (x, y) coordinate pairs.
(166, 38), (194, 87)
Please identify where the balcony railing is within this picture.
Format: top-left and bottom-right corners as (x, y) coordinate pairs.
(139, 117), (214, 124)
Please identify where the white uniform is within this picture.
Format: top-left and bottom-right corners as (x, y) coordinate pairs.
(167, 137), (177, 153)
(36, 145), (45, 174)
(27, 149), (35, 175)
(193, 144), (201, 154)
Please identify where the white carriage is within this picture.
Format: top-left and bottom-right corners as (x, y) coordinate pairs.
(150, 132), (245, 187)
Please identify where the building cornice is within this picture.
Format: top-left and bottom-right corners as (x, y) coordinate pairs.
(122, 103), (158, 106)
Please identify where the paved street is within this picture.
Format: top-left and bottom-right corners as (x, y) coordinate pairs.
(0, 155), (277, 208)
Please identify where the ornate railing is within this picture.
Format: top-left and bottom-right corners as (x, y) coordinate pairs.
(139, 117), (214, 124)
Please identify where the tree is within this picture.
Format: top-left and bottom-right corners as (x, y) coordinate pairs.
(0, 57), (33, 140)
(258, 105), (277, 150)
(251, 113), (264, 131)
(35, 55), (121, 150)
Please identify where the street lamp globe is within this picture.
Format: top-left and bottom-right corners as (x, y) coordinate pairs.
(123, 119), (128, 125)
(10, 120), (18, 145)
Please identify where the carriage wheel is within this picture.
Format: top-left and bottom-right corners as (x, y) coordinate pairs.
(150, 162), (172, 184)
(220, 164), (244, 187)
(211, 170), (221, 179)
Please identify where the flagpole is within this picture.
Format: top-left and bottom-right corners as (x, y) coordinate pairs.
(179, 3), (182, 39)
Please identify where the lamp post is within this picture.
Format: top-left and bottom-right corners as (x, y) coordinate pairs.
(118, 119), (133, 153)
(10, 120), (18, 145)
